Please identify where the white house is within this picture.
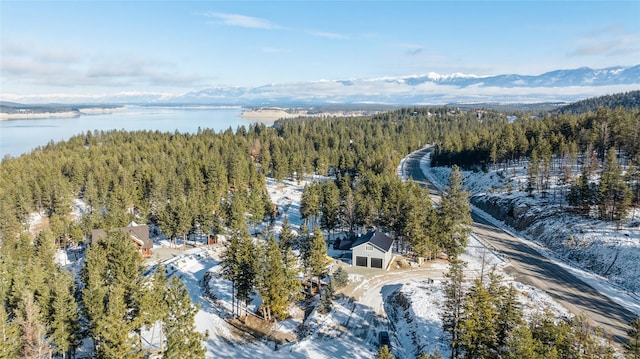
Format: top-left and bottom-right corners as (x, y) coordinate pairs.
(351, 230), (394, 269)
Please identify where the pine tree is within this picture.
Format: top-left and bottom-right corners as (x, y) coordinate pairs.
(442, 258), (466, 359)
(460, 279), (498, 359)
(163, 277), (206, 359)
(279, 215), (295, 251)
(0, 304), (21, 359)
(438, 166), (472, 258)
(97, 285), (142, 359)
(320, 180), (340, 238)
(402, 182), (438, 259)
(503, 323), (540, 359)
(495, 285), (523, 352)
(81, 231), (145, 357)
(377, 345), (394, 359)
(221, 229), (241, 317)
(627, 317), (640, 359)
(527, 150), (539, 196)
(234, 227), (257, 318)
(49, 270), (80, 359)
(308, 226), (330, 293)
(599, 147), (632, 222)
(257, 236), (287, 320)
(140, 264), (169, 352)
(331, 267), (349, 288)
(282, 246), (302, 303)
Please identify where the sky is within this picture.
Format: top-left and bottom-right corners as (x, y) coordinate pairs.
(1, 1), (639, 101)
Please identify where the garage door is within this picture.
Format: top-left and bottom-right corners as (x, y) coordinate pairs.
(355, 256), (368, 267)
(371, 257), (383, 269)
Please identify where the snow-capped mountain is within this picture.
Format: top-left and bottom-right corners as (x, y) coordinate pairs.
(5, 65), (639, 105)
(169, 65), (639, 105)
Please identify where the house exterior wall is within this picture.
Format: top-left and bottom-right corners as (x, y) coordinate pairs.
(352, 243), (387, 269)
(383, 247), (392, 268)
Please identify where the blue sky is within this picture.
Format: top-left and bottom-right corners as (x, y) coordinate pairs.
(1, 1), (639, 101)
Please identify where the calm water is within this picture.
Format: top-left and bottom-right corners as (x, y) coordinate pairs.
(0, 106), (254, 158)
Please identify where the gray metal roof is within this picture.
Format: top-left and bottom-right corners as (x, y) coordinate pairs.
(351, 230), (394, 252)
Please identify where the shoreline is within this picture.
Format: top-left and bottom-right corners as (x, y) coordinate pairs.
(239, 108), (301, 124)
(0, 106), (127, 121)
(240, 107), (383, 124)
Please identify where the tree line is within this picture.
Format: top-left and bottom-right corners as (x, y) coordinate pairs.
(430, 105), (639, 221)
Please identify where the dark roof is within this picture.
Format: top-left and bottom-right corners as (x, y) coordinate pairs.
(351, 230), (394, 252)
(91, 224), (153, 249)
(336, 239), (354, 251)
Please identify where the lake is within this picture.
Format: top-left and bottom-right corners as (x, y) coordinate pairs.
(0, 106), (256, 158)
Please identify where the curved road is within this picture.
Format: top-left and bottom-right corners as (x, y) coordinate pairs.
(403, 146), (636, 345)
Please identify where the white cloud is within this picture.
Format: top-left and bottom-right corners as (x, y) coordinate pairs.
(203, 12), (281, 29)
(569, 26), (640, 57)
(307, 30), (347, 39)
(0, 39), (203, 90)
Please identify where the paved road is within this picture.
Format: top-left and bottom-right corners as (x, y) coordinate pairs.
(403, 146), (636, 345)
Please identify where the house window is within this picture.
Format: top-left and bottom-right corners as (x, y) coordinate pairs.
(365, 245), (373, 251)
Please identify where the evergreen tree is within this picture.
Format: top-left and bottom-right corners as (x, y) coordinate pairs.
(599, 147), (632, 222)
(331, 267), (349, 288)
(308, 227), (330, 292)
(459, 279), (498, 359)
(97, 285), (142, 359)
(49, 270), (80, 359)
(282, 246), (302, 303)
(140, 264), (169, 352)
(495, 285), (523, 352)
(221, 229), (241, 317)
(317, 282), (333, 314)
(163, 277), (206, 359)
(0, 304), (21, 359)
(279, 215), (295, 251)
(222, 224), (257, 318)
(627, 317), (640, 359)
(442, 259), (466, 359)
(438, 166), (472, 258)
(402, 182), (438, 259)
(320, 180), (340, 237)
(526, 149), (539, 196)
(377, 345), (394, 359)
(257, 236), (288, 320)
(81, 231), (145, 357)
(503, 323), (540, 359)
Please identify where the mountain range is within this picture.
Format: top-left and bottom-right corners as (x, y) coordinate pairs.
(166, 65), (640, 105)
(5, 65), (640, 105)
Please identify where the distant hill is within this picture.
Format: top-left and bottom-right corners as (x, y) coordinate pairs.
(552, 90), (640, 115)
(0, 102), (121, 114)
(171, 65), (640, 106)
(4, 65), (639, 105)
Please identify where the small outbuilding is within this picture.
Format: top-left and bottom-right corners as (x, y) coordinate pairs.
(351, 230), (394, 269)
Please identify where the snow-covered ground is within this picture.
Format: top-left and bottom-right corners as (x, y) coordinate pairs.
(417, 151), (640, 316)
